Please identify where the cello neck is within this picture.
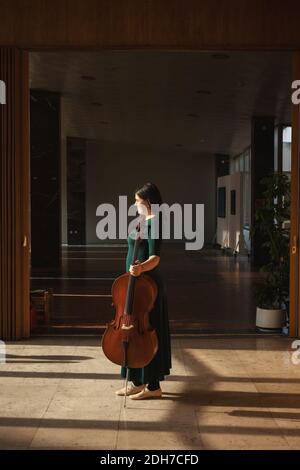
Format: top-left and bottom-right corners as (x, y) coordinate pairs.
(124, 222), (141, 315)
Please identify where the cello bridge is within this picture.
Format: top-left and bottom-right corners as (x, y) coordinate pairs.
(121, 324), (134, 330)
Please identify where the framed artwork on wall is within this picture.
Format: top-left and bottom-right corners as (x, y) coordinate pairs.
(230, 189), (236, 215)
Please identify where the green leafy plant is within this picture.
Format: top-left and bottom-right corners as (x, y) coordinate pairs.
(250, 172), (290, 310)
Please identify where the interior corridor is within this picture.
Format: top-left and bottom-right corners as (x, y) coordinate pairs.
(30, 244), (261, 333)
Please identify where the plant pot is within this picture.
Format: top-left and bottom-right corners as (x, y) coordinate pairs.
(256, 307), (286, 331)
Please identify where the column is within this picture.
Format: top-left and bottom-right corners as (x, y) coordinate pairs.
(250, 116), (275, 267)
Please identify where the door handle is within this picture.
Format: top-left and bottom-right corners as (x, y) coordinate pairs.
(292, 235), (297, 255)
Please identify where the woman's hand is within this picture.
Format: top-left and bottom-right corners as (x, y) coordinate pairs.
(129, 260), (143, 277)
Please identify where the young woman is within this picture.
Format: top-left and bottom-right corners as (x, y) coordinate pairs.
(116, 182), (172, 399)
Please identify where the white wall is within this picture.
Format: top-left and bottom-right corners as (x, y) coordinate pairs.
(217, 172), (249, 253)
(85, 139), (216, 245)
(60, 96), (216, 246)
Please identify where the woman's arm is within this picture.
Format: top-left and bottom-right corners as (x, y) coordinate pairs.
(130, 255), (160, 276)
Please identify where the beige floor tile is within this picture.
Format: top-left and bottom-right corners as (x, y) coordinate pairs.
(196, 407), (291, 450)
(29, 396), (121, 449)
(30, 425), (119, 449)
(0, 383), (58, 418)
(270, 413), (300, 450)
(0, 422), (38, 449)
(117, 407), (202, 449)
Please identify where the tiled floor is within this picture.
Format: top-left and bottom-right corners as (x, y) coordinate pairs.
(0, 335), (299, 450)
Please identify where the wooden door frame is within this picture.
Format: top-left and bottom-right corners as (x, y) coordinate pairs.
(0, 47), (30, 340)
(20, 47), (300, 339)
(290, 52), (300, 338)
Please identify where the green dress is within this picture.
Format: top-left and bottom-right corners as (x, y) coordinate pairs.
(120, 216), (172, 384)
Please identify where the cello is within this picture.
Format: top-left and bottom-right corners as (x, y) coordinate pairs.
(101, 218), (159, 406)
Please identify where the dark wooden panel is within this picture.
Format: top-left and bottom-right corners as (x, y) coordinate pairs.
(0, 47), (30, 340)
(1, 0), (300, 49)
(290, 52), (300, 338)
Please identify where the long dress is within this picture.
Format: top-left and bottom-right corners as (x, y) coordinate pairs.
(120, 216), (172, 384)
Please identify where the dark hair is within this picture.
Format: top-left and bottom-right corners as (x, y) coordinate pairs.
(135, 182), (163, 206)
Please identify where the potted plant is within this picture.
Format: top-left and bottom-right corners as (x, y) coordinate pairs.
(251, 172), (290, 331)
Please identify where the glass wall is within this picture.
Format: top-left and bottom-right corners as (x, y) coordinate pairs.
(229, 147), (251, 228)
(282, 126), (291, 173)
(274, 125), (291, 175)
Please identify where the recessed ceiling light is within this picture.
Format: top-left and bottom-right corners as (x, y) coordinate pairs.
(81, 75), (96, 80)
(196, 90), (212, 95)
(237, 79), (246, 87)
(187, 113), (200, 118)
(211, 53), (230, 60)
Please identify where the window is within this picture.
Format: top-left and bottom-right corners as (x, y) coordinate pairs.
(282, 126), (291, 173)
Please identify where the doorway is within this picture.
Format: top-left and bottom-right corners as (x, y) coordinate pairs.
(28, 50), (293, 334)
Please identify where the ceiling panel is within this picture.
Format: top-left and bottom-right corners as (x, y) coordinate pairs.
(30, 50), (292, 156)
